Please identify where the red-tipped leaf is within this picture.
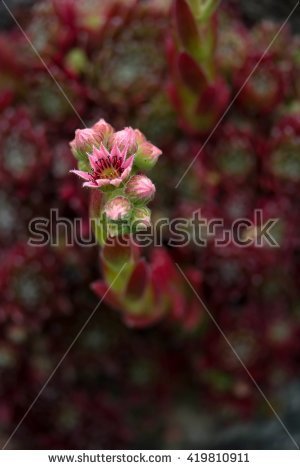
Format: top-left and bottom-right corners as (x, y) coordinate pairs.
(178, 52), (207, 93)
(173, 0), (200, 55)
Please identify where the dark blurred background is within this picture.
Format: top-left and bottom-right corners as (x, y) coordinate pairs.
(1, 0), (300, 30)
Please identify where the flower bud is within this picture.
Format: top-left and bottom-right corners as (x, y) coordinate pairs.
(103, 196), (132, 221)
(70, 128), (101, 159)
(132, 207), (151, 231)
(134, 141), (162, 171)
(109, 127), (138, 154)
(92, 118), (114, 144)
(134, 129), (146, 144)
(125, 175), (156, 203)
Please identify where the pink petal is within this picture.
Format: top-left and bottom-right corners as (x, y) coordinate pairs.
(151, 144), (163, 159)
(89, 146), (100, 160)
(99, 143), (110, 158)
(109, 178), (123, 187)
(70, 138), (76, 152)
(70, 169), (90, 181)
(119, 146), (127, 161)
(110, 144), (119, 158)
(121, 166), (132, 181)
(134, 129), (146, 144)
(92, 119), (115, 140)
(123, 154), (134, 170)
(95, 178), (112, 187)
(83, 181), (98, 188)
(111, 144), (127, 163)
(88, 151), (98, 170)
(89, 144), (109, 163)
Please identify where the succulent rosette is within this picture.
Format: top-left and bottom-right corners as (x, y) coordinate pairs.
(234, 55), (287, 115)
(251, 21), (293, 62)
(205, 124), (258, 186)
(24, 67), (87, 130)
(0, 33), (28, 111)
(90, 1), (169, 108)
(0, 107), (50, 187)
(265, 114), (300, 193)
(25, 0), (120, 63)
(0, 245), (72, 328)
(215, 15), (250, 77)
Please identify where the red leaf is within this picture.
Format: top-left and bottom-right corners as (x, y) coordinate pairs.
(125, 259), (149, 301)
(173, 0), (199, 54)
(124, 311), (165, 329)
(101, 236), (139, 268)
(196, 78), (230, 118)
(90, 280), (121, 310)
(178, 52), (207, 93)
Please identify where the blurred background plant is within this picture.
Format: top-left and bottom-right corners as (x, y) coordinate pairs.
(0, 0), (300, 450)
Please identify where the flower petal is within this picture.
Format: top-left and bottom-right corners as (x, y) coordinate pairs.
(121, 166), (132, 181)
(134, 129), (146, 144)
(89, 144), (109, 163)
(88, 150), (98, 170)
(99, 143), (110, 158)
(123, 154), (134, 170)
(70, 169), (90, 181)
(110, 143), (119, 158)
(109, 178), (123, 187)
(95, 178), (112, 187)
(83, 181), (98, 188)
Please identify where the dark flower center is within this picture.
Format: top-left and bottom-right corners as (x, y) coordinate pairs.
(90, 155), (124, 181)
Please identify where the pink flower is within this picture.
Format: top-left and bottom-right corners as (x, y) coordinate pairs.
(71, 144), (134, 189)
(104, 196), (132, 220)
(125, 175), (156, 202)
